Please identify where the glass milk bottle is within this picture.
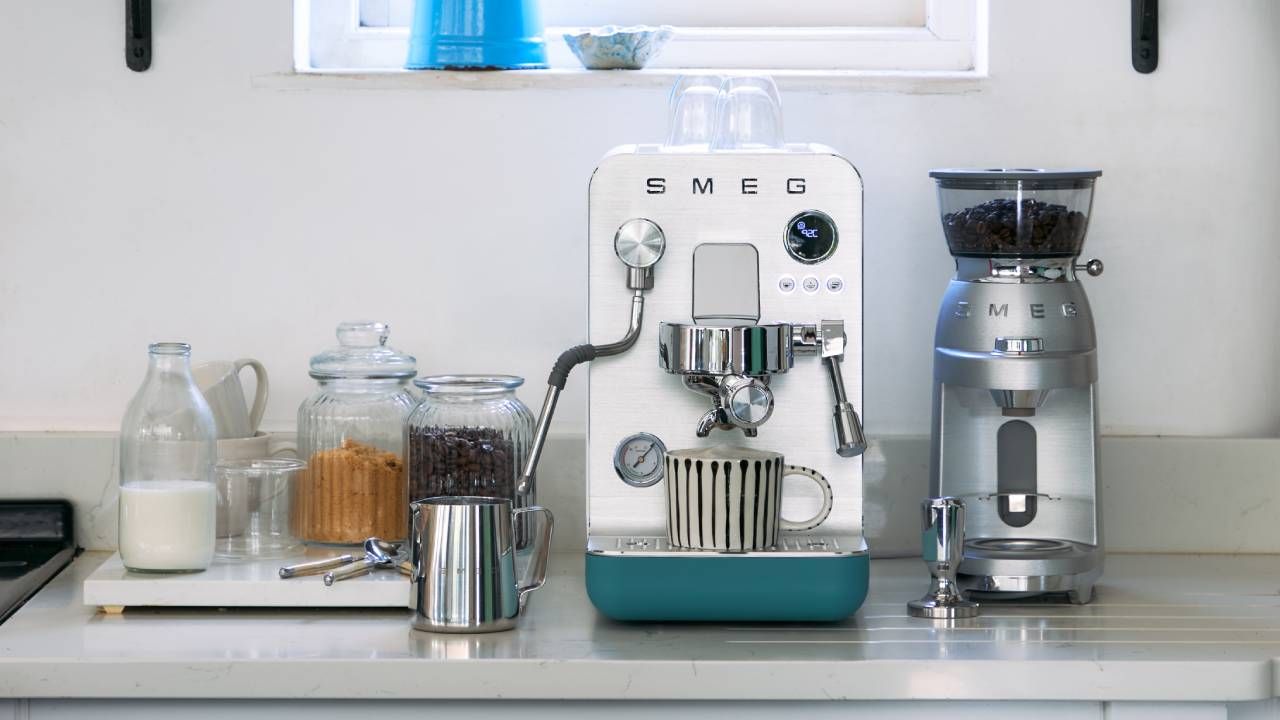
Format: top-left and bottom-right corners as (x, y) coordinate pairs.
(118, 342), (218, 572)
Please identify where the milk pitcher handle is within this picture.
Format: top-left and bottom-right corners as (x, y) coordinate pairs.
(513, 505), (554, 607)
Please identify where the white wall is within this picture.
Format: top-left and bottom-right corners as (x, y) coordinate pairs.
(1, 0), (1277, 438)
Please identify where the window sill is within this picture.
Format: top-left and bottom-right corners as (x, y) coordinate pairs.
(253, 68), (986, 94)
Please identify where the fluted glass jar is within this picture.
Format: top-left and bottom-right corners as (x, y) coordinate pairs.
(295, 321), (416, 545)
(119, 342), (218, 573)
(406, 376), (534, 511)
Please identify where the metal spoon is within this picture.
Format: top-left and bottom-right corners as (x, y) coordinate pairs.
(323, 538), (402, 586)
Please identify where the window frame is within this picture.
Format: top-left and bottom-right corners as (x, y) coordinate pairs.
(296, 0), (984, 74)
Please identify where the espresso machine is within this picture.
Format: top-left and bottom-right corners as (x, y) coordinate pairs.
(519, 77), (870, 621)
(928, 169), (1104, 604)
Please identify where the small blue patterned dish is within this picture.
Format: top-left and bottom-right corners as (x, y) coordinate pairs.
(563, 25), (675, 70)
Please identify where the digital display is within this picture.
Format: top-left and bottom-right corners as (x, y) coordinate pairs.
(786, 211), (838, 264)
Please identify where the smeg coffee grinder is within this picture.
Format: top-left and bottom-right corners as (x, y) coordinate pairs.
(519, 76), (871, 621)
(928, 169), (1104, 604)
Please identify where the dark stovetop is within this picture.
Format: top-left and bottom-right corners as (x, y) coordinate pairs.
(0, 501), (77, 625)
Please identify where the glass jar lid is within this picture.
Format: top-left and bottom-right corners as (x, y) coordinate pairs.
(414, 374), (524, 394)
(309, 321), (417, 380)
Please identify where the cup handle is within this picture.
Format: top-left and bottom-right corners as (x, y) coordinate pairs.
(269, 439), (298, 458)
(234, 358), (269, 435)
(410, 505), (424, 582)
(513, 505), (554, 608)
(778, 465), (833, 532)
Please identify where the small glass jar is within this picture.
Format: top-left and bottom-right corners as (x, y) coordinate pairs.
(119, 342), (218, 573)
(406, 376), (535, 510)
(295, 321), (416, 545)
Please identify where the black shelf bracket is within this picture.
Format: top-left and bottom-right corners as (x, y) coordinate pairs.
(126, 0), (151, 72)
(1131, 0), (1157, 73)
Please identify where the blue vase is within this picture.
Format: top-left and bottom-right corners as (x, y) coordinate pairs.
(406, 0), (548, 70)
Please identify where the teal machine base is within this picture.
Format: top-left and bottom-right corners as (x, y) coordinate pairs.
(585, 549), (870, 622)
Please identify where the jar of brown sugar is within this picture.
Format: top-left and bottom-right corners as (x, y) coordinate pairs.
(295, 321), (417, 545)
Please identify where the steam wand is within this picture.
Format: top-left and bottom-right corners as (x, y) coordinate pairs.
(517, 219), (666, 501)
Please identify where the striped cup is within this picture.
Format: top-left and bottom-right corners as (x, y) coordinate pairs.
(664, 446), (832, 551)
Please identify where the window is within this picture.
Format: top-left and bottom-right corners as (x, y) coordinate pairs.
(297, 0), (983, 74)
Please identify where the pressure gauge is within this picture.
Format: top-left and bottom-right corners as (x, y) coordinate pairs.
(612, 432), (668, 487)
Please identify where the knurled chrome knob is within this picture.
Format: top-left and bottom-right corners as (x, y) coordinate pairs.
(613, 218), (666, 269)
(994, 336), (1044, 355)
(720, 376), (774, 428)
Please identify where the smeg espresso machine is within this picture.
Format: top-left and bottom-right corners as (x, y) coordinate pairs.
(928, 169), (1104, 604)
(519, 78), (871, 621)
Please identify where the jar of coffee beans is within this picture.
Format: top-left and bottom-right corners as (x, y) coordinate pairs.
(406, 376), (534, 512)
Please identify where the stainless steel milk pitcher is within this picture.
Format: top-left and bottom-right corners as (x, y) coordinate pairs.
(410, 496), (553, 633)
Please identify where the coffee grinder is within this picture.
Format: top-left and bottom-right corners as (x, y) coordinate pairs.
(928, 169), (1104, 604)
(519, 77), (871, 621)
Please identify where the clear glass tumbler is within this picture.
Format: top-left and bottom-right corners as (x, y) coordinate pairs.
(215, 458), (306, 559)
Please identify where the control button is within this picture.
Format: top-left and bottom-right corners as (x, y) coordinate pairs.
(1061, 302), (1079, 318)
(801, 276), (820, 294)
(954, 301), (972, 318)
(825, 275), (844, 293)
(785, 210), (838, 264)
(778, 275), (796, 293)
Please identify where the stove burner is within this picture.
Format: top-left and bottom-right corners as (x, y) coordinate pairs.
(0, 501), (76, 625)
(968, 537), (1073, 555)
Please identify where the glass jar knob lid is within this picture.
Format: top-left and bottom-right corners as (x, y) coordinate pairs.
(309, 321), (417, 379)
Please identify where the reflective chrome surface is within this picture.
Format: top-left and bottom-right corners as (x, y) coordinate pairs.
(658, 322), (794, 376)
(931, 228), (1103, 603)
(613, 218), (666, 269)
(908, 497), (979, 620)
(410, 497), (554, 633)
(819, 320), (867, 457)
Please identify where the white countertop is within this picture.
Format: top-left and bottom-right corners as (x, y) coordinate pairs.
(1, 551), (1279, 701)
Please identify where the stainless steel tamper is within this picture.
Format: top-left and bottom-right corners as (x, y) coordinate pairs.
(907, 497), (979, 619)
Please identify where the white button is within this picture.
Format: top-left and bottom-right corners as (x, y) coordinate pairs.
(778, 275), (796, 293)
(825, 276), (844, 293)
(801, 276), (820, 294)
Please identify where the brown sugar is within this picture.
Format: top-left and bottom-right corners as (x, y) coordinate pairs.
(294, 438), (407, 544)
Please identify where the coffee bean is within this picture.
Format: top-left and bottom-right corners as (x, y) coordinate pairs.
(943, 198), (1087, 257)
(407, 426), (516, 503)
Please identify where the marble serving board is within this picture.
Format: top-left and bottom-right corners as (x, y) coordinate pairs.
(82, 550), (412, 610)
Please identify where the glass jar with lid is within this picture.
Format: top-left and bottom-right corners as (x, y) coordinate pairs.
(296, 321), (417, 545)
(406, 375), (534, 510)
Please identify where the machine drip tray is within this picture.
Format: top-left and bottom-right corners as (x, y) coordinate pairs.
(587, 534), (865, 557)
(585, 535), (870, 622)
